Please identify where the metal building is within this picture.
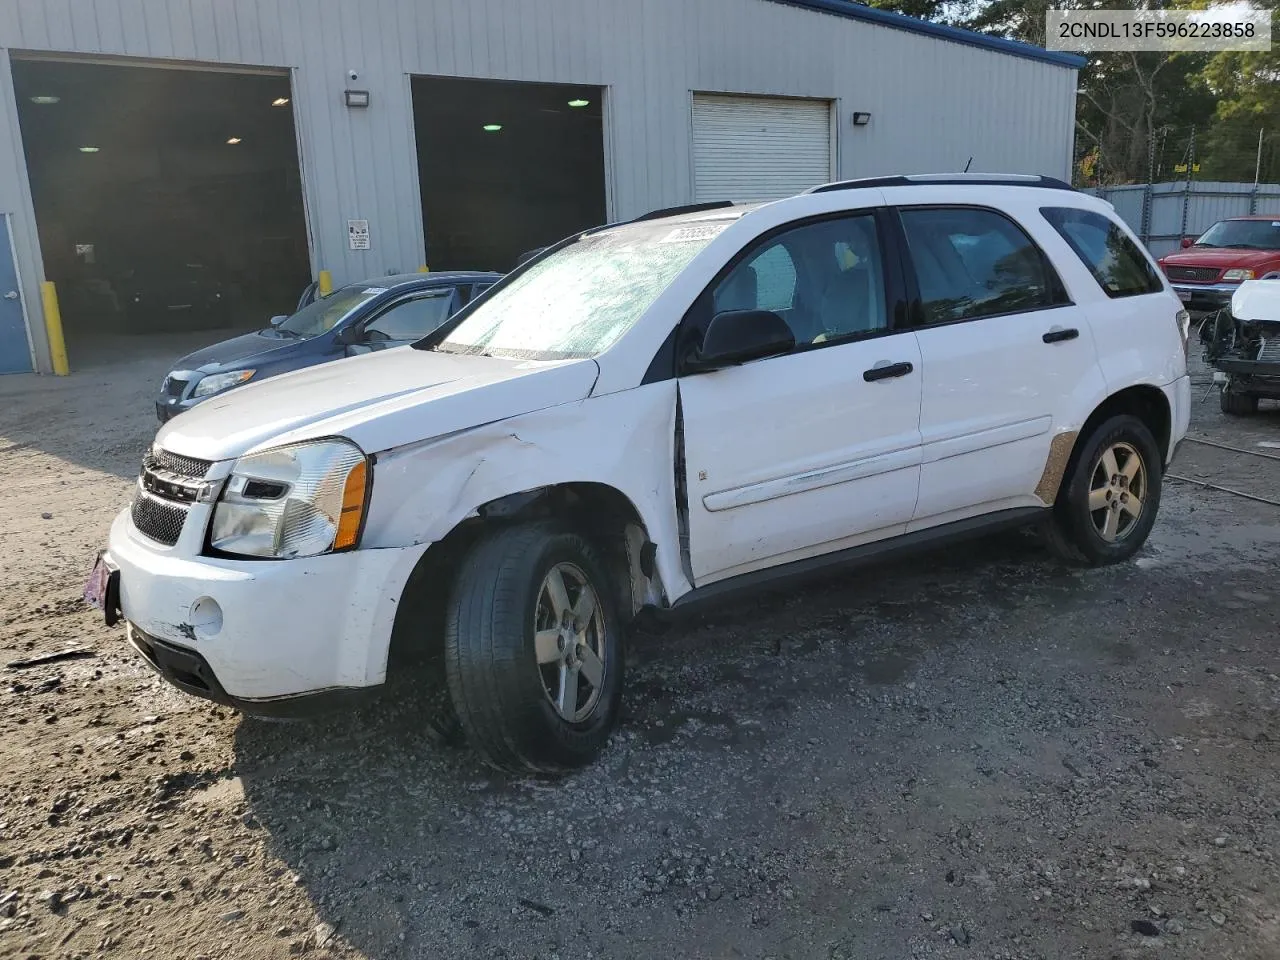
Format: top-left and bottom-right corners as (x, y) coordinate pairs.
(0, 0), (1082, 375)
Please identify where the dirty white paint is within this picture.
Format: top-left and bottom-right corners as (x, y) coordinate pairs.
(0, 0), (1078, 372)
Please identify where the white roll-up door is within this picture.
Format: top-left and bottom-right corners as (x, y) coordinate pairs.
(692, 94), (833, 203)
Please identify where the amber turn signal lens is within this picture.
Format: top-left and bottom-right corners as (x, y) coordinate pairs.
(334, 459), (368, 551)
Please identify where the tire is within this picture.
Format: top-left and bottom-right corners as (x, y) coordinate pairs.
(1220, 387), (1258, 416)
(443, 522), (624, 774)
(1043, 414), (1163, 567)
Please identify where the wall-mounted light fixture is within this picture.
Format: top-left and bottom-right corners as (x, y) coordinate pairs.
(852, 111), (872, 126)
(344, 89), (371, 108)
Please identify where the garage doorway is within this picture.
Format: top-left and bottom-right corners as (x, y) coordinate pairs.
(692, 93), (834, 203)
(10, 57), (311, 363)
(412, 76), (607, 273)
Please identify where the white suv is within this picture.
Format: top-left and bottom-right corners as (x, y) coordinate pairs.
(94, 174), (1192, 772)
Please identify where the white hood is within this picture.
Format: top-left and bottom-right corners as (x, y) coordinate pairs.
(157, 347), (600, 462)
(1232, 278), (1280, 323)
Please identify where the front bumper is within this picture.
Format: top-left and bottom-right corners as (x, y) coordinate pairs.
(105, 509), (427, 706)
(126, 624), (378, 716)
(156, 394), (208, 422)
(1170, 282), (1240, 313)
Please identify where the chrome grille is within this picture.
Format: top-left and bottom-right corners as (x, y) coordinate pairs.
(144, 449), (211, 480)
(131, 493), (189, 546)
(1166, 266), (1220, 283)
(1259, 338), (1280, 363)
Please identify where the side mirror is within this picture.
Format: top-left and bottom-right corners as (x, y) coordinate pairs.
(268, 314), (288, 327)
(1180, 237), (1195, 249)
(688, 310), (795, 371)
(333, 325), (359, 346)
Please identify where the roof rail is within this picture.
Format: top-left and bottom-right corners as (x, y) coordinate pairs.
(631, 200), (736, 222)
(806, 173), (1076, 195)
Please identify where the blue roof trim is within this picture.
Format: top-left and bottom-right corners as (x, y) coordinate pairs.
(765, 0), (1087, 69)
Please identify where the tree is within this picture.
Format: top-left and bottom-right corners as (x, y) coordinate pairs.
(1197, 8), (1280, 182)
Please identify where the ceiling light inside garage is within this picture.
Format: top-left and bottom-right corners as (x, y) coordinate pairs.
(226, 137), (242, 144)
(483, 124), (502, 132)
(272, 97), (290, 106)
(567, 99), (590, 108)
(30, 95), (60, 104)
(78, 145), (99, 153)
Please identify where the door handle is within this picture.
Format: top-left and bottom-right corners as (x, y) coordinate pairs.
(1043, 327), (1079, 344)
(863, 361), (914, 382)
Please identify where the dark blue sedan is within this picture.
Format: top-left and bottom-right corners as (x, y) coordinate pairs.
(155, 271), (501, 422)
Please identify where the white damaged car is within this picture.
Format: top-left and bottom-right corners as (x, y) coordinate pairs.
(1201, 274), (1280, 414)
(90, 175), (1192, 772)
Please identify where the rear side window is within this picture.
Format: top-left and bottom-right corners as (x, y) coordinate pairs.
(1040, 207), (1163, 299)
(898, 207), (1068, 325)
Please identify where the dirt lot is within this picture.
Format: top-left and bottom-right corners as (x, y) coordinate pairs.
(1, 341), (1279, 960)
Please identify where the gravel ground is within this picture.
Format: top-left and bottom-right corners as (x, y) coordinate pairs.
(1, 341), (1279, 960)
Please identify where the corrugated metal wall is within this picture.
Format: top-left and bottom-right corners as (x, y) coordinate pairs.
(0, 0), (1077, 373)
(1090, 181), (1280, 258)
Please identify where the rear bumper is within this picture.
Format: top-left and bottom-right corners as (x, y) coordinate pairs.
(1164, 374), (1192, 465)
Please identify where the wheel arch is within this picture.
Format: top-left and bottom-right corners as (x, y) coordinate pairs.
(386, 482), (663, 673)
(1042, 384), (1172, 507)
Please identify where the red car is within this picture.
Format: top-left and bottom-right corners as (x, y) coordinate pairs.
(1157, 216), (1280, 314)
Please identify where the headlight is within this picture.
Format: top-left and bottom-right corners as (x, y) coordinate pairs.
(210, 440), (369, 559)
(193, 369), (255, 398)
(1223, 269), (1255, 281)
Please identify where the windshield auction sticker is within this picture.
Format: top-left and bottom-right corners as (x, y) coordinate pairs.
(660, 224), (729, 244)
(1047, 9), (1271, 52)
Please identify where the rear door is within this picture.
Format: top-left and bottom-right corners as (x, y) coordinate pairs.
(1038, 205), (1186, 398)
(896, 204), (1104, 528)
(677, 210), (923, 585)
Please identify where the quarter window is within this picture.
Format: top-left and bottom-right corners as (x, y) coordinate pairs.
(709, 215), (889, 346)
(1041, 206), (1163, 298)
(899, 207), (1067, 325)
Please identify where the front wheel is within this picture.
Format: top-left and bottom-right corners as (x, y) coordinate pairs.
(1043, 414), (1163, 567)
(443, 522), (624, 773)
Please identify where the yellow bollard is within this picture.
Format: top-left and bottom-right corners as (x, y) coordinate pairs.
(40, 281), (70, 376)
(317, 270), (333, 297)
(417, 264), (430, 273)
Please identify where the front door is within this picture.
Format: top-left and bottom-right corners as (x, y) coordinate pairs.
(896, 205), (1102, 527)
(677, 211), (923, 585)
(0, 216), (32, 374)
(345, 287), (462, 356)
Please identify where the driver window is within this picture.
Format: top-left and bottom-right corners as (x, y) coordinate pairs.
(709, 215), (888, 347)
(363, 290), (457, 341)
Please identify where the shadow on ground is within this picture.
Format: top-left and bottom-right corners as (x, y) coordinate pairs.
(228, 528), (1150, 960)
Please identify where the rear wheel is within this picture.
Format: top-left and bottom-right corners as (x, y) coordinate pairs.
(1043, 414), (1162, 566)
(444, 522), (624, 773)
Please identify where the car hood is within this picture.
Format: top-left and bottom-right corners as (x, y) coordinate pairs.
(172, 329), (304, 372)
(1231, 279), (1280, 323)
(156, 347), (601, 462)
(1161, 248), (1279, 271)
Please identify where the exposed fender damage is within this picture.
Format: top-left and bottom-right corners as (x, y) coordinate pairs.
(361, 382), (692, 606)
(1201, 278), (1280, 404)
